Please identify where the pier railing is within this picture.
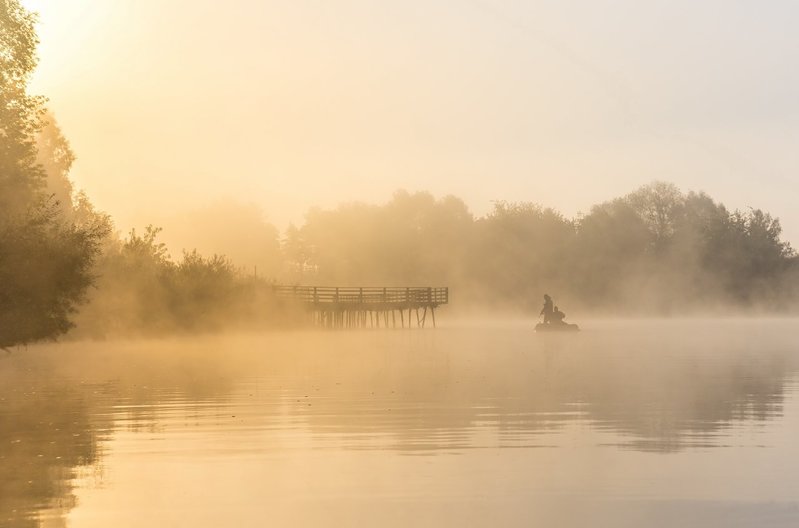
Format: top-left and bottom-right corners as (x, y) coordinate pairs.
(272, 286), (448, 307)
(271, 286), (448, 328)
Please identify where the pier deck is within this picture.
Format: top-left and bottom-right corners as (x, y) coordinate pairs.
(272, 286), (448, 328)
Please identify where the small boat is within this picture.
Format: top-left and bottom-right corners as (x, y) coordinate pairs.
(535, 322), (580, 332)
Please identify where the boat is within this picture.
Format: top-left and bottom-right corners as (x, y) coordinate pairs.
(535, 322), (580, 332)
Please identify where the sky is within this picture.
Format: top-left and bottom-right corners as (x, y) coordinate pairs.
(20, 0), (799, 244)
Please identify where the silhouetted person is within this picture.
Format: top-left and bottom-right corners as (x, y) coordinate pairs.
(540, 294), (553, 324)
(552, 306), (566, 325)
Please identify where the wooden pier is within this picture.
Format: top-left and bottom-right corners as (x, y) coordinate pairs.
(272, 286), (449, 329)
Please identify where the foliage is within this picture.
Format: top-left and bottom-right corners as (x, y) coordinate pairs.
(36, 112), (76, 212)
(286, 184), (798, 314)
(470, 201), (574, 307)
(0, 0), (47, 213)
(72, 227), (283, 337)
(0, 0), (107, 347)
(0, 201), (107, 347)
(3, 2), (798, 342)
(290, 190), (473, 286)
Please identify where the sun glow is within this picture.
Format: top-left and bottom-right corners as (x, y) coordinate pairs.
(12, 0), (799, 245)
(21, 0), (128, 91)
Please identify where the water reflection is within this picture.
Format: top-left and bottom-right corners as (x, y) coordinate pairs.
(247, 323), (797, 454)
(1, 320), (798, 526)
(0, 374), (110, 527)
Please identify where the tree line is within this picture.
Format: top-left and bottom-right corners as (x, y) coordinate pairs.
(283, 186), (798, 313)
(0, 1), (287, 346)
(2, 0), (797, 347)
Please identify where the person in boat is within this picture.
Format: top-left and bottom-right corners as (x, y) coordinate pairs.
(551, 306), (566, 325)
(540, 294), (553, 324)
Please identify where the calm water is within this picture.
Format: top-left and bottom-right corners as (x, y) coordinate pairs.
(2, 320), (799, 527)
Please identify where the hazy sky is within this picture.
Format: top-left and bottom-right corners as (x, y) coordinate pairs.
(22, 0), (799, 243)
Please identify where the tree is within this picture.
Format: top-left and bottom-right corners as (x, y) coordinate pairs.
(36, 112), (76, 213)
(625, 181), (684, 251)
(0, 0), (107, 347)
(0, 201), (106, 347)
(470, 201), (574, 306)
(574, 198), (651, 304)
(0, 0), (47, 214)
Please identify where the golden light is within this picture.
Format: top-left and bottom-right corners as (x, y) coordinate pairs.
(21, 0), (126, 91)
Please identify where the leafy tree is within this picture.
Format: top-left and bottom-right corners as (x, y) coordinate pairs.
(625, 181), (684, 250)
(470, 201), (574, 306)
(165, 250), (239, 329)
(0, 0), (106, 347)
(282, 223), (315, 281)
(298, 191), (473, 286)
(574, 198), (651, 305)
(285, 183), (797, 314)
(0, 0), (47, 214)
(0, 202), (106, 347)
(36, 112), (76, 213)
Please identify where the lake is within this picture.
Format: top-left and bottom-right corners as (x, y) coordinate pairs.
(2, 320), (799, 527)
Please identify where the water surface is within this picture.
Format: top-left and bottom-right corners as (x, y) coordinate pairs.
(2, 320), (799, 527)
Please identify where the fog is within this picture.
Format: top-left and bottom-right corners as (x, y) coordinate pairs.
(153, 201), (282, 277)
(13, 102), (799, 343)
(21, 0), (799, 244)
(3, 1), (799, 346)
(5, 2), (799, 526)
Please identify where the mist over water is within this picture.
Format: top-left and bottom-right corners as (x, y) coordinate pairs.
(3, 319), (799, 527)
(6, 1), (799, 526)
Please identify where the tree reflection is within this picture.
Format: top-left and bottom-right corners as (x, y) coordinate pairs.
(265, 324), (798, 454)
(2, 324), (797, 526)
(0, 374), (110, 527)
(0, 341), (236, 527)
